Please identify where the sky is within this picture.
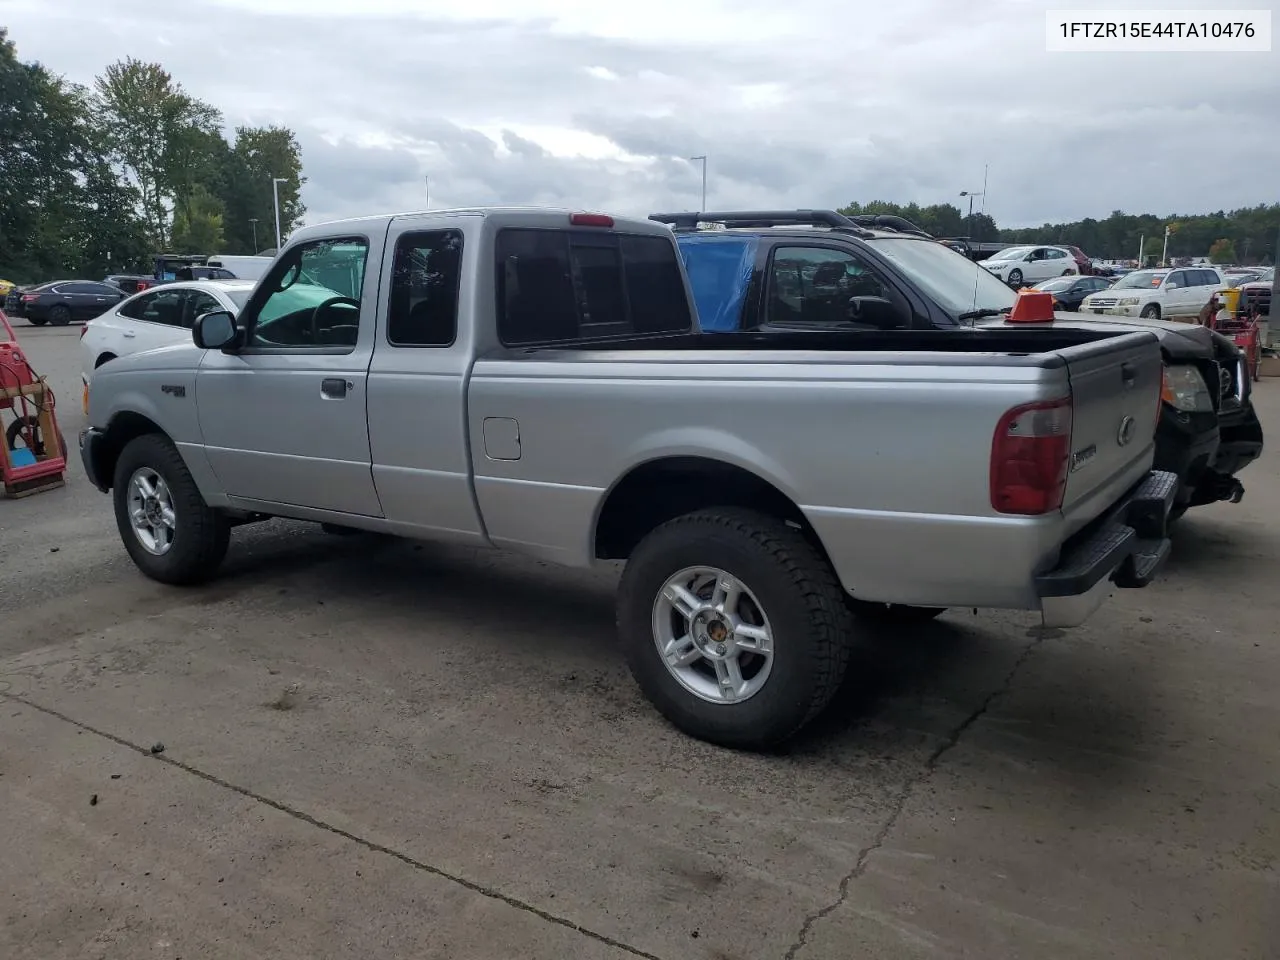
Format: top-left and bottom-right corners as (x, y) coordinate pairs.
(2, 0), (1277, 230)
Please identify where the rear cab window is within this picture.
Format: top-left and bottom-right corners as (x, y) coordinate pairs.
(495, 228), (691, 345)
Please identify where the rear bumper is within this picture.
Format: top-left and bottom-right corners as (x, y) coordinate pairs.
(1036, 470), (1177, 627)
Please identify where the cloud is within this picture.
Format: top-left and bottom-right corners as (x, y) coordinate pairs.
(5, 0), (1277, 230)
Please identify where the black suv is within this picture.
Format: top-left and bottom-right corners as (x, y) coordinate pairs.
(660, 209), (1263, 519)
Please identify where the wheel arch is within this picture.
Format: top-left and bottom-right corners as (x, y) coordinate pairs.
(87, 411), (168, 492)
(592, 455), (833, 567)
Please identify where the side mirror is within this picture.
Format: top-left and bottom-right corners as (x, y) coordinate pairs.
(193, 310), (239, 350)
(848, 296), (904, 329)
(1165, 282), (1179, 290)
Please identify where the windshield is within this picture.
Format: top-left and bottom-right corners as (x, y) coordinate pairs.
(1112, 270), (1165, 290)
(869, 237), (1015, 318)
(989, 246), (1033, 261)
(1034, 278), (1076, 293)
(1257, 268), (1274, 282)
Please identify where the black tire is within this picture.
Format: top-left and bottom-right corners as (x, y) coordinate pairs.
(1007, 269), (1024, 286)
(5, 415), (66, 459)
(617, 508), (854, 749)
(846, 599), (946, 625)
(49, 304), (72, 326)
(27, 316), (48, 326)
(1140, 304), (1160, 319)
(112, 433), (230, 585)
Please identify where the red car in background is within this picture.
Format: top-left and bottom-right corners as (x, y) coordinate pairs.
(1062, 245), (1094, 275)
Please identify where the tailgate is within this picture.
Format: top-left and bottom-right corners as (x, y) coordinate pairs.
(1060, 332), (1162, 512)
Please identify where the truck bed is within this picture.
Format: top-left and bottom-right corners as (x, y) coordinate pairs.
(500, 326), (1149, 364)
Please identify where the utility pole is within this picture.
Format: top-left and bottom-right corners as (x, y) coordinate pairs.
(959, 190), (983, 237)
(424, 174), (430, 210)
(272, 177), (288, 251)
(249, 218), (259, 253)
(1160, 223), (1173, 267)
(689, 156), (707, 212)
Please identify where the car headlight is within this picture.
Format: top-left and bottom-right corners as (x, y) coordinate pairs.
(1118, 297), (1139, 306)
(1162, 365), (1213, 413)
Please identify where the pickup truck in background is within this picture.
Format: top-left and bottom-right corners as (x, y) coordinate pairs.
(668, 209), (1263, 520)
(81, 207), (1174, 749)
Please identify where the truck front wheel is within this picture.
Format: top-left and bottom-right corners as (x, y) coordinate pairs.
(112, 434), (230, 585)
(617, 509), (854, 749)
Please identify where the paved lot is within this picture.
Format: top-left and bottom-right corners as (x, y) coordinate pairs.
(2, 323), (1277, 960)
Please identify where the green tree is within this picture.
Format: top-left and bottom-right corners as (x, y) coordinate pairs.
(1208, 238), (1237, 264)
(0, 30), (149, 281)
(220, 125), (307, 254)
(170, 184), (225, 253)
(92, 57), (222, 248)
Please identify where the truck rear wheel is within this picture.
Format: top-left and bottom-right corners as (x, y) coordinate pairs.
(112, 434), (230, 585)
(617, 509), (854, 749)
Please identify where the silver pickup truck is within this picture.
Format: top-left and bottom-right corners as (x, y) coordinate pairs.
(81, 207), (1176, 748)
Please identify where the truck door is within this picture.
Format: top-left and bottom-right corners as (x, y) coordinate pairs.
(364, 221), (486, 542)
(195, 233), (384, 516)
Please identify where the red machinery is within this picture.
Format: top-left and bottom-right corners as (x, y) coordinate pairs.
(1214, 309), (1262, 383)
(0, 308), (67, 497)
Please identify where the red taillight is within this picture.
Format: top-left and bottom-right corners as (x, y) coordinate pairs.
(990, 398), (1072, 515)
(80, 324), (89, 339)
(569, 212), (614, 228)
(20, 294), (37, 302)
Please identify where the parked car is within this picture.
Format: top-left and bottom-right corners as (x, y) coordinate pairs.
(1234, 267), (1273, 319)
(1032, 275), (1114, 311)
(978, 245), (1079, 286)
(80, 279), (257, 389)
(1061, 245), (1094, 275)
(672, 210), (1262, 521)
(4, 280), (125, 326)
(205, 255), (275, 281)
(1079, 267), (1225, 320)
(81, 207), (1174, 749)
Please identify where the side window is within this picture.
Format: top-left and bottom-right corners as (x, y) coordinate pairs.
(1028, 248), (1046, 261)
(117, 292), (156, 321)
(766, 246), (905, 330)
(63, 282), (95, 294)
(185, 291), (223, 329)
(619, 234), (691, 334)
(145, 289), (188, 326)
(1197, 270), (1221, 287)
(495, 229), (691, 345)
(387, 229), (463, 347)
(1166, 270), (1188, 288)
(245, 237), (369, 349)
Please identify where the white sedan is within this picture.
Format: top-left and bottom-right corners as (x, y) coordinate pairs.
(80, 279), (255, 409)
(977, 245), (1079, 286)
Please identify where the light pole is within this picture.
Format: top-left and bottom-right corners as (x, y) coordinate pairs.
(424, 174), (430, 210)
(271, 176), (288, 250)
(1160, 223), (1172, 267)
(248, 218), (259, 253)
(959, 190), (984, 237)
(689, 155), (707, 212)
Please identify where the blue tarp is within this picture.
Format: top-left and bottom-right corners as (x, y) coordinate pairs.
(676, 234), (758, 332)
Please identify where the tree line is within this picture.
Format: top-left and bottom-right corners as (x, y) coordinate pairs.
(0, 29), (305, 284)
(839, 201), (1280, 264)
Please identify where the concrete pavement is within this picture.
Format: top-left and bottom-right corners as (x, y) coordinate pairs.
(2, 324), (1277, 959)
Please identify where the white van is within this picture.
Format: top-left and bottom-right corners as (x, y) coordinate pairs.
(205, 255), (275, 282)
(1079, 266), (1225, 321)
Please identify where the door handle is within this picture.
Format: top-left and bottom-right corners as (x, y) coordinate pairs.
(321, 377), (350, 399)
(122, 331), (136, 338)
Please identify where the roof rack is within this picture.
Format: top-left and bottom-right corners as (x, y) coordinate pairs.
(648, 209), (932, 239)
(649, 209), (866, 231)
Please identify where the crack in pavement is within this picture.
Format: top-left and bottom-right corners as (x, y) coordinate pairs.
(781, 632), (1049, 960)
(2, 692), (666, 960)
